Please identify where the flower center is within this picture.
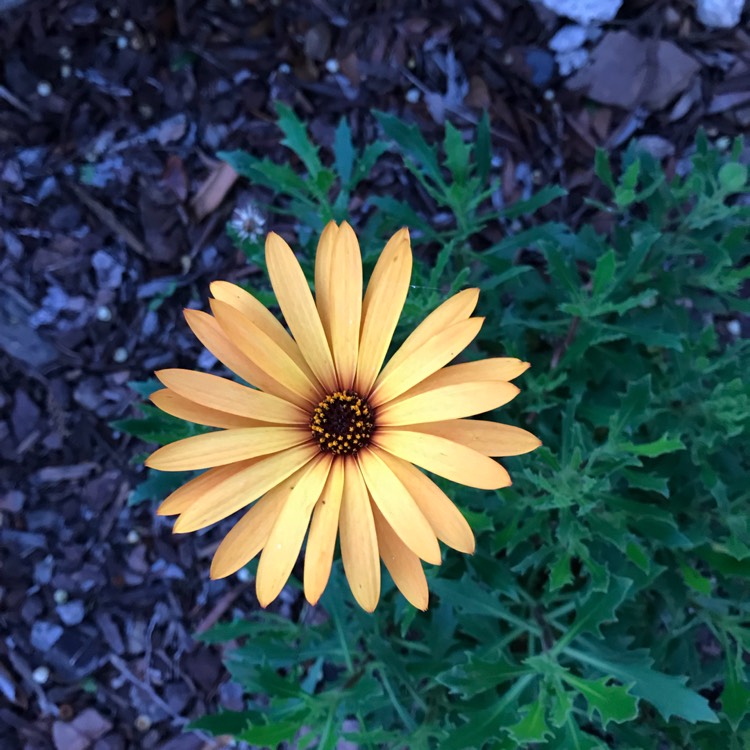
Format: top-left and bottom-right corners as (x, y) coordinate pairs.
(311, 390), (374, 456)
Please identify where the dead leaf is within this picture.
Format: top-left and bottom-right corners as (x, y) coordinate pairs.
(191, 161), (238, 221)
(567, 31), (700, 111)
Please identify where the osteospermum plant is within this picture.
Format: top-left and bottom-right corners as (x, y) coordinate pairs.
(146, 222), (540, 611)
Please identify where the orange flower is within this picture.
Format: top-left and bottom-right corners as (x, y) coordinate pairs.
(146, 222), (540, 611)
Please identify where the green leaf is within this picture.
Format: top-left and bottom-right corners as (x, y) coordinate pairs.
(332, 118), (355, 186)
(594, 148), (615, 191)
(561, 674), (639, 728)
(444, 121), (471, 185)
(507, 699), (553, 743)
(718, 162), (747, 193)
(500, 185), (567, 220)
(128, 469), (192, 506)
(275, 102), (324, 177)
(374, 111), (444, 185)
(680, 563), (712, 595)
(437, 651), (532, 699)
(475, 110), (491, 184)
(189, 710), (255, 735)
(240, 716), (308, 747)
(127, 379), (161, 398)
(568, 643), (719, 724)
(619, 435), (686, 457)
(591, 249), (617, 296)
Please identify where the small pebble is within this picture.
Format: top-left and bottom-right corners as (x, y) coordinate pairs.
(127, 529), (140, 544)
(60, 65), (72, 79)
(53, 589), (68, 605)
(36, 81), (52, 97)
(123, 19), (135, 32)
(405, 88), (420, 104)
(59, 45), (72, 60)
(727, 320), (741, 337)
(715, 136), (731, 151)
(237, 567), (251, 582)
(113, 347), (128, 363)
(32, 666), (50, 684)
(116, 36), (128, 50)
(325, 58), (339, 74)
(96, 306), (112, 322)
(278, 62), (291, 74)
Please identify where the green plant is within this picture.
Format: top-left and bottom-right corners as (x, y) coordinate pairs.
(119, 112), (750, 749)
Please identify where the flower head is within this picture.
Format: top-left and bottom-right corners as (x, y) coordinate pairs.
(146, 222), (540, 611)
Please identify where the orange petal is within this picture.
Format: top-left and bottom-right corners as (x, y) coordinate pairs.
(266, 232), (337, 391)
(328, 222), (362, 389)
(304, 457), (345, 605)
(372, 503), (429, 610)
(397, 359), (530, 397)
(211, 298), (319, 404)
(183, 308), (306, 406)
(209, 280), (317, 382)
(373, 429), (511, 490)
(256, 454), (333, 607)
(172, 443), (318, 532)
(369, 317), (484, 407)
(381, 288), (479, 376)
(357, 448), (441, 565)
(378, 381), (520, 426)
(339, 458), (380, 612)
(209, 481), (291, 579)
(355, 229), (412, 395)
(410, 420), (542, 457)
(155, 369), (308, 424)
(150, 389), (264, 429)
(157, 460), (258, 516)
(145, 426), (310, 471)
(376, 450), (475, 553)
(314, 221), (339, 345)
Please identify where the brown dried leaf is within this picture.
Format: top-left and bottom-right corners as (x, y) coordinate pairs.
(190, 162), (238, 221)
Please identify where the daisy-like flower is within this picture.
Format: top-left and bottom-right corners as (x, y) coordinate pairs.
(146, 222), (540, 612)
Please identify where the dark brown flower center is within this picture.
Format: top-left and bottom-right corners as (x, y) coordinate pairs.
(311, 390), (374, 456)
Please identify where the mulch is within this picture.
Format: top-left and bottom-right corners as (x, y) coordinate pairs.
(1, 1), (748, 748)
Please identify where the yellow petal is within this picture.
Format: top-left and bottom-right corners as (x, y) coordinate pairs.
(256, 454), (333, 608)
(410, 420), (542, 456)
(266, 232), (337, 391)
(339, 458), (380, 612)
(378, 381), (520, 426)
(172, 443), (318, 532)
(150, 389), (264, 429)
(211, 298), (319, 404)
(376, 450), (475, 553)
(357, 448), (441, 565)
(370, 317), (484, 407)
(374, 429), (511, 490)
(210, 280), (317, 382)
(314, 221), (339, 344)
(184, 309), (306, 406)
(372, 503), (429, 610)
(355, 228), (412, 395)
(380, 288), (479, 377)
(328, 222), (362, 389)
(145, 426), (310, 471)
(398, 358), (530, 398)
(209, 483), (288, 579)
(304, 457), (344, 605)
(155, 369), (308, 425)
(157, 460), (257, 516)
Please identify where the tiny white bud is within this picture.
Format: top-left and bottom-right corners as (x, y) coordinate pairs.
(727, 319), (741, 337)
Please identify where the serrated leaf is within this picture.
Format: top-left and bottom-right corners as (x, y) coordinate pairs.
(721, 672), (750, 730)
(437, 650), (532, 699)
(561, 576), (632, 644)
(548, 552), (573, 591)
(591, 249), (616, 296)
(619, 435), (685, 457)
(240, 716), (307, 747)
(444, 121), (471, 185)
(275, 102), (324, 178)
(561, 674), (639, 728)
(507, 699), (553, 743)
(569, 642), (719, 723)
(594, 148), (615, 191)
(332, 117), (355, 185)
(188, 709), (256, 735)
(501, 185), (567, 220)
